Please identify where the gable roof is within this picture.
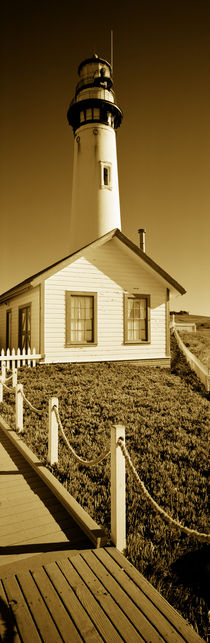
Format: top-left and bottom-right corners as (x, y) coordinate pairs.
(0, 229), (186, 303)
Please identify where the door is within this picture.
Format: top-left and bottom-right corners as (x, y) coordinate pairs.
(19, 306), (31, 351)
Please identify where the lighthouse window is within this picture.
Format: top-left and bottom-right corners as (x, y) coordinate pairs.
(80, 111), (85, 123)
(65, 292), (97, 346)
(86, 108), (92, 120)
(107, 113), (112, 125)
(100, 162), (112, 189)
(93, 107), (100, 120)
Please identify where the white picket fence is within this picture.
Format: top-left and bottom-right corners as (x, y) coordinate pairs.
(0, 348), (42, 369)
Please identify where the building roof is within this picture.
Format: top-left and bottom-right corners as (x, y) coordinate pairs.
(0, 229), (186, 303)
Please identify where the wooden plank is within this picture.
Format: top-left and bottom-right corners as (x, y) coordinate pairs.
(2, 575), (41, 642)
(81, 550), (164, 642)
(42, 560), (103, 642)
(0, 500), (68, 527)
(0, 579), (21, 642)
(31, 566), (82, 642)
(0, 511), (73, 539)
(0, 494), (62, 519)
(70, 552), (145, 642)
(56, 556), (122, 642)
(106, 548), (204, 643)
(12, 569), (65, 642)
(95, 548), (184, 643)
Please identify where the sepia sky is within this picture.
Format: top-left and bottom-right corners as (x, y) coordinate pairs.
(1, 0), (210, 314)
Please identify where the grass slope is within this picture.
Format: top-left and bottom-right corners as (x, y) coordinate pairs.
(178, 330), (210, 370)
(0, 337), (209, 640)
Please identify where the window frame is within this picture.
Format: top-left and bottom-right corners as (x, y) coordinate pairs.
(124, 294), (151, 344)
(99, 161), (112, 190)
(65, 291), (98, 347)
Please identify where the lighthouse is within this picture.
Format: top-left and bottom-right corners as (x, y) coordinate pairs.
(67, 54), (123, 253)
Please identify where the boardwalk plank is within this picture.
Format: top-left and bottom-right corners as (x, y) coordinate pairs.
(57, 556), (123, 642)
(2, 575), (41, 642)
(70, 553), (145, 642)
(106, 547), (204, 643)
(0, 579), (21, 642)
(44, 560), (104, 642)
(81, 550), (164, 642)
(32, 566), (83, 642)
(95, 548), (184, 643)
(14, 570), (63, 642)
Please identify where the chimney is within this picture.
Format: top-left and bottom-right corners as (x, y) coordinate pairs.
(138, 228), (146, 252)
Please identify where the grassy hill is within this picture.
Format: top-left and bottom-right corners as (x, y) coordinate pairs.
(170, 312), (210, 330)
(0, 339), (209, 640)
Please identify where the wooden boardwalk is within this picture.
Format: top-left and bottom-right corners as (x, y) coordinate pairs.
(0, 419), (204, 642)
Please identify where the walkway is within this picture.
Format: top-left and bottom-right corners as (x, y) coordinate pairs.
(0, 419), (204, 642)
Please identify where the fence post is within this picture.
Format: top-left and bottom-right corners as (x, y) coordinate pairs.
(15, 383), (23, 432)
(111, 424), (126, 552)
(12, 368), (17, 388)
(48, 397), (58, 465)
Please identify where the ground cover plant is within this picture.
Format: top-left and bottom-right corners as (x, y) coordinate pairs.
(0, 336), (209, 640)
(179, 330), (210, 370)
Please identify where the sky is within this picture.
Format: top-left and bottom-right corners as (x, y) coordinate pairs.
(1, 0), (210, 315)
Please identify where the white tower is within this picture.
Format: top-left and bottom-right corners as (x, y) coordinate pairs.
(67, 54), (123, 253)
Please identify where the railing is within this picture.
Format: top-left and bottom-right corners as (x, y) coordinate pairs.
(0, 348), (42, 369)
(1, 372), (209, 549)
(174, 329), (210, 393)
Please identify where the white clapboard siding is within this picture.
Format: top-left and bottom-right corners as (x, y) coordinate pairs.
(44, 241), (167, 363)
(0, 287), (40, 353)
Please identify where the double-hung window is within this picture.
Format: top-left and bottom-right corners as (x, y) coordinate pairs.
(124, 294), (150, 343)
(66, 292), (97, 346)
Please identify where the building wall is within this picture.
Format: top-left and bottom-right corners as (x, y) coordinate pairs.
(44, 242), (168, 363)
(0, 287), (40, 352)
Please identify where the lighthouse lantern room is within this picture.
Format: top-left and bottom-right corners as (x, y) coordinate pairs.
(67, 54), (123, 253)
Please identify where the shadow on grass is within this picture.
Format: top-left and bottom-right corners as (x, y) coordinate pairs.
(171, 545), (210, 605)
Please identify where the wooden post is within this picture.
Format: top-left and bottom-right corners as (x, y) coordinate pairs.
(12, 368), (17, 387)
(15, 383), (23, 432)
(1, 361), (6, 382)
(111, 424), (126, 552)
(48, 397), (58, 465)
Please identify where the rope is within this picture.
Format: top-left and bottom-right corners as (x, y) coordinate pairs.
(20, 388), (42, 415)
(118, 438), (210, 543)
(53, 405), (110, 467)
(4, 374), (13, 383)
(2, 382), (15, 393)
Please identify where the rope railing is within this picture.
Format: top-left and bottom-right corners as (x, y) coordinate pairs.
(117, 437), (210, 543)
(2, 382), (15, 393)
(52, 405), (110, 466)
(20, 388), (42, 415)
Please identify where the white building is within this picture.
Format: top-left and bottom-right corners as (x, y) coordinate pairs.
(0, 55), (185, 367)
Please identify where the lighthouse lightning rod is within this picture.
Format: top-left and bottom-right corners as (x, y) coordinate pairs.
(111, 29), (114, 74)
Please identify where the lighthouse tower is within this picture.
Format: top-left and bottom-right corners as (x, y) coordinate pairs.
(67, 54), (123, 253)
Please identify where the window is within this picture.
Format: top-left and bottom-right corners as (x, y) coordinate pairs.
(93, 107), (100, 120)
(124, 295), (150, 343)
(18, 305), (31, 351)
(6, 310), (12, 350)
(80, 110), (85, 123)
(66, 292), (97, 346)
(86, 108), (92, 120)
(100, 162), (112, 189)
